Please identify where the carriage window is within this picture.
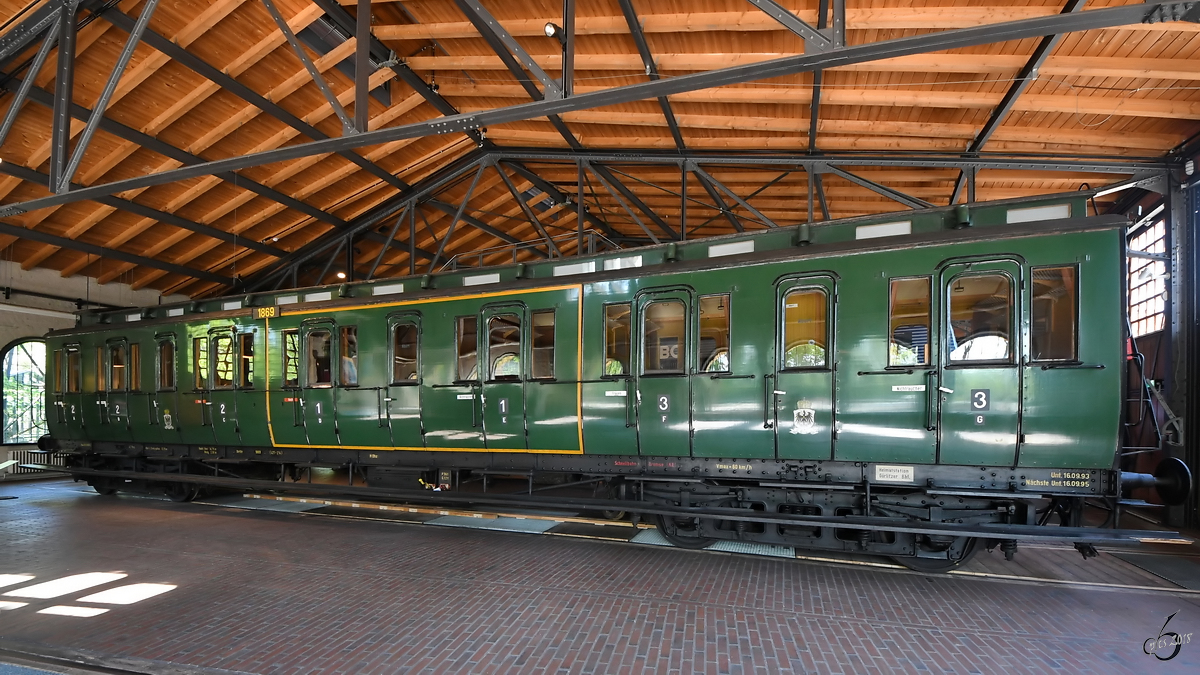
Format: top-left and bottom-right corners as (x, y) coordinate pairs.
(456, 316), (478, 381)
(193, 338), (208, 389)
(282, 330), (299, 387)
(307, 330), (332, 386)
(95, 347), (106, 392)
(488, 314), (522, 380)
(782, 288), (827, 369)
(67, 348), (80, 393)
(109, 343), (126, 391)
(948, 273), (1012, 363)
(889, 278), (931, 367)
(699, 295), (730, 373)
(340, 326), (358, 387)
(604, 303), (631, 376)
(157, 340), (175, 391)
(392, 323), (419, 383)
(212, 334), (235, 388)
(531, 311), (555, 379)
(52, 349), (63, 394)
(642, 300), (685, 375)
(129, 343), (141, 391)
(1031, 266), (1077, 361)
(239, 334), (255, 387)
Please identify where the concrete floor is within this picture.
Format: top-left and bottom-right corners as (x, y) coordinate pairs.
(1, 478), (1199, 674)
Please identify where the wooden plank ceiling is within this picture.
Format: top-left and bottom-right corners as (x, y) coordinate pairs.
(0, 0), (1197, 298)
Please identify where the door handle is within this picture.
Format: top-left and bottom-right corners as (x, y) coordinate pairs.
(625, 377), (634, 428)
(762, 374), (775, 429)
(924, 371), (938, 432)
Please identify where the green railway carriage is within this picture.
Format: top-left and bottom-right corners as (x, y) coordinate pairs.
(37, 193), (1192, 570)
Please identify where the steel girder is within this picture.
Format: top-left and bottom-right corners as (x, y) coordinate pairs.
(949, 0), (1089, 204)
(1, 0), (1192, 218)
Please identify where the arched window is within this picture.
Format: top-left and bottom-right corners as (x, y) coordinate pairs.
(2, 339), (47, 444)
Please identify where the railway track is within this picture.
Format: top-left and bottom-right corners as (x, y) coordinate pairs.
(232, 492), (1200, 596)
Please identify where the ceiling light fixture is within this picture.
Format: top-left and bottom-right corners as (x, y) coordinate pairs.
(336, 272), (346, 279)
(544, 22), (567, 45)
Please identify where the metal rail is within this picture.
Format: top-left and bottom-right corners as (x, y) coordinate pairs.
(27, 464), (1191, 546)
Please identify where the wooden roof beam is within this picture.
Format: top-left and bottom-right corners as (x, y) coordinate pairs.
(403, 53), (1200, 81)
(442, 84), (1200, 120)
(371, 7), (1200, 39)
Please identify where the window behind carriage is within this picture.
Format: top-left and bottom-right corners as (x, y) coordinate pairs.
(1, 339), (46, 443)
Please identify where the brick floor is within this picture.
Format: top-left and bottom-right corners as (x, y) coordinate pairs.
(1, 479), (1199, 674)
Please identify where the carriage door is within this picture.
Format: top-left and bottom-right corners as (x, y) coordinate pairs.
(773, 277), (836, 460)
(104, 339), (131, 438)
(301, 321), (339, 446)
(635, 290), (692, 457)
(481, 304), (528, 450)
(154, 334), (181, 444)
(385, 313), (424, 447)
(207, 329), (242, 446)
(937, 260), (1022, 467)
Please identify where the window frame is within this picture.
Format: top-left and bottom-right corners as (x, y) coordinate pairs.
(886, 275), (932, 369)
(281, 329), (300, 389)
(944, 270), (1017, 367)
(602, 302), (632, 379)
(66, 345), (81, 394)
(486, 313), (523, 383)
(338, 325), (358, 388)
(129, 343), (141, 392)
(156, 336), (176, 392)
(1029, 264), (1080, 364)
(389, 321), (420, 386)
(305, 328), (334, 388)
(455, 315), (479, 383)
(238, 332), (255, 389)
(530, 309), (555, 381)
(210, 331), (236, 390)
(779, 286), (830, 372)
(95, 346), (106, 392)
(640, 298), (688, 377)
(107, 341), (128, 392)
(698, 293), (732, 374)
(192, 337), (208, 391)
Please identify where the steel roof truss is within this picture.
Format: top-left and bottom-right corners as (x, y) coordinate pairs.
(58, 0), (161, 193)
(0, 24), (55, 147)
(260, 0), (356, 136)
(824, 165), (934, 210)
(496, 164), (562, 258)
(453, 0), (563, 100)
(618, 0), (685, 150)
(2, 0), (1188, 216)
(48, 2), (76, 194)
(587, 162), (662, 245)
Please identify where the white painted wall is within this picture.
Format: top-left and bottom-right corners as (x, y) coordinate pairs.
(0, 261), (188, 348)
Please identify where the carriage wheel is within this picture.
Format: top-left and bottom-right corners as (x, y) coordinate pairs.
(894, 536), (980, 572)
(163, 481), (196, 503)
(655, 514), (717, 549)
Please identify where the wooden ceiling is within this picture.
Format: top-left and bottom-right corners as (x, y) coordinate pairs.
(0, 0), (1197, 298)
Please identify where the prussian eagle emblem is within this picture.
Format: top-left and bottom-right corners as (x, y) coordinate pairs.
(791, 400), (818, 435)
